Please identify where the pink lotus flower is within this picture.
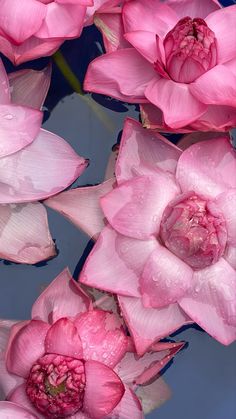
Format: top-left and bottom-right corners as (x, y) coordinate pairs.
(85, 0), (236, 132)
(0, 60), (87, 264)
(0, 269), (183, 418)
(0, 0), (92, 65)
(46, 118), (236, 352)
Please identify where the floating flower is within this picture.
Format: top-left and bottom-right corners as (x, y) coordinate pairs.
(85, 0), (236, 132)
(46, 118), (236, 352)
(0, 269), (183, 418)
(0, 0), (92, 64)
(0, 60), (87, 264)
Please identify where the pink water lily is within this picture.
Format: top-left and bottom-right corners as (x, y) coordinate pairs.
(0, 269), (183, 418)
(85, 0), (236, 132)
(0, 0), (92, 64)
(46, 118), (236, 352)
(0, 60), (87, 264)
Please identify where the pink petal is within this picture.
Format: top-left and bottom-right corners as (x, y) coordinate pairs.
(123, 0), (178, 37)
(224, 245), (236, 270)
(0, 320), (24, 399)
(179, 258), (236, 344)
(44, 318), (83, 359)
(176, 137), (236, 199)
(83, 360), (125, 418)
(206, 5), (236, 64)
(0, 104), (42, 158)
(45, 179), (115, 240)
(140, 245), (193, 308)
(32, 268), (91, 323)
(9, 66), (51, 110)
(105, 386), (143, 419)
(36, 3), (86, 39)
(0, 202), (55, 264)
(84, 48), (156, 103)
(94, 11), (129, 53)
(168, 0), (221, 20)
(116, 118), (181, 183)
(0, 128), (87, 203)
(0, 59), (10, 105)
(214, 189), (236, 245)
(115, 341), (184, 385)
(0, 0), (46, 43)
(145, 78), (207, 129)
(101, 175), (179, 239)
(177, 131), (228, 151)
(141, 103), (236, 133)
(135, 377), (171, 415)
(0, 401), (38, 419)
(190, 65), (236, 107)
(80, 226), (156, 297)
(74, 310), (127, 367)
(118, 296), (191, 355)
(124, 31), (157, 63)
(0, 35), (62, 66)
(191, 105), (236, 132)
(9, 384), (44, 419)
(6, 320), (50, 378)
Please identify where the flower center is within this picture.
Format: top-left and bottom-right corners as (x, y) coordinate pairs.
(160, 193), (227, 269)
(26, 354), (86, 418)
(162, 16), (217, 83)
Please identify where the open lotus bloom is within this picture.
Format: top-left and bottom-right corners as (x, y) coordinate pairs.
(85, 0), (236, 132)
(0, 60), (87, 264)
(0, 0), (93, 65)
(46, 118), (236, 351)
(0, 269), (184, 418)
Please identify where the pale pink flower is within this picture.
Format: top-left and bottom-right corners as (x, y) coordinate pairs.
(46, 118), (236, 351)
(0, 60), (87, 264)
(0, 269), (183, 418)
(85, 0), (236, 132)
(0, 0), (92, 65)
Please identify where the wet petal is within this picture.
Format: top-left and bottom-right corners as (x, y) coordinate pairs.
(45, 318), (83, 359)
(80, 226), (156, 297)
(32, 268), (91, 323)
(9, 66), (51, 110)
(0, 104), (42, 158)
(0, 128), (87, 203)
(176, 137), (236, 199)
(0, 202), (55, 264)
(6, 320), (49, 378)
(118, 296), (191, 355)
(140, 245), (193, 308)
(83, 360), (125, 418)
(116, 118), (181, 183)
(179, 258), (236, 344)
(74, 310), (127, 368)
(45, 179), (115, 239)
(101, 175), (179, 239)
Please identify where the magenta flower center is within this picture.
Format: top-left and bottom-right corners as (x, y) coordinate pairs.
(160, 193), (227, 269)
(163, 16), (217, 83)
(26, 354), (86, 418)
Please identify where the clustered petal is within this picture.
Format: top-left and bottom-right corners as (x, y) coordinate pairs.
(85, 0), (236, 132)
(0, 270), (182, 418)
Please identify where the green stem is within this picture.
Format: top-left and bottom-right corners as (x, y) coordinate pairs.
(52, 50), (115, 133)
(53, 50), (84, 95)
